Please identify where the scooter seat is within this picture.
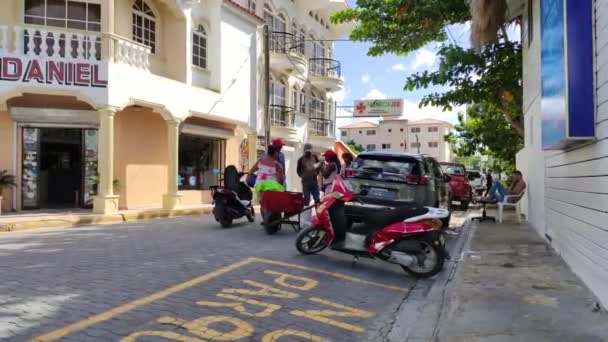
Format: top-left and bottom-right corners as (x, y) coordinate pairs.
(239, 200), (251, 207)
(360, 206), (429, 234)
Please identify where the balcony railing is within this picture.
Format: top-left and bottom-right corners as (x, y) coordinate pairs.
(309, 117), (334, 137)
(106, 33), (151, 69)
(309, 58), (341, 78)
(270, 31), (303, 55)
(0, 25), (101, 61)
(270, 105), (296, 128)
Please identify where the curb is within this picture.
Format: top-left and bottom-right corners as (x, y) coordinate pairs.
(0, 207), (213, 233)
(385, 217), (476, 342)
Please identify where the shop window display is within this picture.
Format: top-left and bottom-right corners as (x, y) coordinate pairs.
(178, 135), (225, 191)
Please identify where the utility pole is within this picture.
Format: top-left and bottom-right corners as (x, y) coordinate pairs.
(263, 24), (271, 148)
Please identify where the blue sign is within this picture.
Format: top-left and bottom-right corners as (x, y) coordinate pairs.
(541, 0), (595, 150)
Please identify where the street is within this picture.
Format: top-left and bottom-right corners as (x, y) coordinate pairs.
(0, 213), (468, 342)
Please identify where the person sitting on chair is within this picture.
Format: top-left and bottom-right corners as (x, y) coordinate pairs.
(486, 170), (526, 203)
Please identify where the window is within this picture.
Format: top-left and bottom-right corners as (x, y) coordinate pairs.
(132, 0), (156, 53)
(526, 0), (533, 47)
(366, 144), (376, 151)
(292, 86), (298, 110)
(428, 126), (438, 132)
(271, 80), (286, 106)
(341, 130), (347, 137)
(411, 142), (420, 148)
(400, 143), (404, 147)
(428, 141), (439, 148)
(358, 130), (362, 134)
(299, 90), (306, 114)
(400, 128), (404, 132)
(247, 0), (256, 12)
(366, 130), (376, 136)
(25, 0), (101, 31)
(179, 135), (225, 190)
(192, 25), (207, 69)
(388, 129), (392, 133)
(298, 29), (306, 54)
(411, 127), (421, 133)
(382, 143), (391, 149)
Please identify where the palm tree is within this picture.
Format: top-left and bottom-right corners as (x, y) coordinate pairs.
(469, 0), (508, 49)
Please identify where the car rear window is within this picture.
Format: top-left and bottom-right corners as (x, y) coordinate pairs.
(441, 164), (465, 175)
(349, 155), (421, 182)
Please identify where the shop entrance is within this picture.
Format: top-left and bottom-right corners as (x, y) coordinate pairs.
(21, 127), (99, 210)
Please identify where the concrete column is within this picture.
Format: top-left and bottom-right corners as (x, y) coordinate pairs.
(163, 119), (183, 210)
(93, 108), (119, 214)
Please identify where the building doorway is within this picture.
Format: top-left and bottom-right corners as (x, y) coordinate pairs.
(21, 127), (99, 210)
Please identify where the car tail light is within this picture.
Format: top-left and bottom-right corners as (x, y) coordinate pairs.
(406, 175), (428, 185)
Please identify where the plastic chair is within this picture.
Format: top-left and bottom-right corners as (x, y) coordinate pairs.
(497, 190), (525, 223)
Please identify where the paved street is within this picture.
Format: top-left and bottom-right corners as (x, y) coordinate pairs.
(0, 212), (468, 342)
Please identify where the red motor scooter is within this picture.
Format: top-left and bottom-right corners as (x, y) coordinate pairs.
(294, 176), (451, 278)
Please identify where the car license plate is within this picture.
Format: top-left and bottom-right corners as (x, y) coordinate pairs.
(368, 188), (396, 199)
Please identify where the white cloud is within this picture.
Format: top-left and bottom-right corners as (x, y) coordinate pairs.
(391, 63), (406, 72)
(363, 88), (388, 100)
(401, 99), (463, 124)
(410, 48), (438, 71)
(361, 73), (371, 84)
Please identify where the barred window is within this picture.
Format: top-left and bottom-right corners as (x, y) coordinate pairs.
(192, 25), (207, 69)
(132, 0), (156, 53)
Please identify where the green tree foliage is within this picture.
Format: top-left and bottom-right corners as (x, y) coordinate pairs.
(446, 104), (522, 163)
(332, 0), (524, 163)
(345, 139), (364, 154)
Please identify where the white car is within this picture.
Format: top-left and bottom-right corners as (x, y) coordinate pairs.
(467, 170), (486, 195)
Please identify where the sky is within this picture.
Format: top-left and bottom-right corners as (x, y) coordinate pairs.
(333, 0), (474, 129)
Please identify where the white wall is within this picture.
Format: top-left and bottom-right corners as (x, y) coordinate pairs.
(520, 0), (608, 308)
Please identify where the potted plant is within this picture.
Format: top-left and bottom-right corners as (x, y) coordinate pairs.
(0, 170), (16, 216)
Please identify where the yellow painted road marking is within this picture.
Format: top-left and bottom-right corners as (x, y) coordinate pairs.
(197, 293), (282, 317)
(157, 315), (254, 341)
(262, 329), (331, 342)
(263, 270), (319, 290)
(251, 257), (408, 293)
(33, 258), (256, 342)
(290, 297), (374, 333)
(34, 257), (406, 341)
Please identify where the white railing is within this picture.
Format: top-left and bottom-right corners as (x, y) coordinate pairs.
(105, 33), (151, 70)
(0, 25), (100, 61)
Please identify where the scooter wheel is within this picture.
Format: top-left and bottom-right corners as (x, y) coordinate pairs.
(295, 226), (328, 255)
(220, 217), (233, 228)
(400, 240), (445, 279)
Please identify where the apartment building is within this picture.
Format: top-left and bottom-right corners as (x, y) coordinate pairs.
(252, 0), (353, 190)
(0, 0), (263, 214)
(339, 118), (453, 162)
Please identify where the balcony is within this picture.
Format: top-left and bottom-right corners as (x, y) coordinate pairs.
(270, 104), (298, 142)
(269, 32), (307, 77)
(308, 58), (344, 92)
(308, 117), (335, 148)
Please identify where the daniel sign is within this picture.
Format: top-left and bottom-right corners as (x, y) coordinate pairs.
(353, 99), (403, 117)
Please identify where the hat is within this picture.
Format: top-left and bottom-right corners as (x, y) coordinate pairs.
(321, 149), (337, 158)
(303, 143), (313, 152)
(271, 138), (285, 147)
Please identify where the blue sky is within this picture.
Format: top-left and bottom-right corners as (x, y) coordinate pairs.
(334, 0), (474, 128)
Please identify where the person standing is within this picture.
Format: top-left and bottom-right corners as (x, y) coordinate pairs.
(271, 138), (286, 188)
(321, 150), (340, 193)
(340, 152), (354, 176)
(297, 143), (321, 205)
(484, 169), (493, 197)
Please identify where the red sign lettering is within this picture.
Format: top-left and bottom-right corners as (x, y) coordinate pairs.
(1, 57), (22, 81)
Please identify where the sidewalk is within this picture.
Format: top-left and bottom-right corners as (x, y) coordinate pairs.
(0, 205), (213, 232)
(409, 210), (608, 341)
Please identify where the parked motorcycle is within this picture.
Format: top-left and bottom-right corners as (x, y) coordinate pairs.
(294, 175), (450, 278)
(211, 165), (255, 228)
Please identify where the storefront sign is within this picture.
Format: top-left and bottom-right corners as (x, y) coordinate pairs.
(0, 57), (107, 88)
(353, 99), (402, 117)
(541, 0), (595, 150)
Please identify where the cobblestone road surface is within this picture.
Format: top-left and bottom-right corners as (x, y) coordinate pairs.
(0, 212), (468, 342)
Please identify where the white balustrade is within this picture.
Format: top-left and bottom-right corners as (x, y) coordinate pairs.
(1, 25), (102, 62)
(108, 34), (151, 70)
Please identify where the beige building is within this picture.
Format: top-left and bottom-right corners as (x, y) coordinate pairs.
(339, 118), (453, 162)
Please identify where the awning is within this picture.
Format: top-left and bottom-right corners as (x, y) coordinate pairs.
(181, 123), (235, 139)
(10, 107), (98, 127)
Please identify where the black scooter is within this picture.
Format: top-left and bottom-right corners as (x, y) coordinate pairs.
(211, 165), (255, 228)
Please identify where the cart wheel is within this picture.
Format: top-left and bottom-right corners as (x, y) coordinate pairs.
(264, 212), (281, 235)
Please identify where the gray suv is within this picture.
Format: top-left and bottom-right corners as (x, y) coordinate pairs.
(343, 151), (452, 227)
